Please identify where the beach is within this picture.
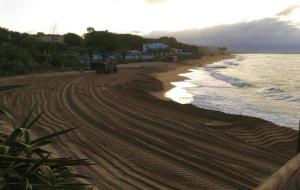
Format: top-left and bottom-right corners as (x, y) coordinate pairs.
(151, 55), (234, 100)
(0, 56), (298, 190)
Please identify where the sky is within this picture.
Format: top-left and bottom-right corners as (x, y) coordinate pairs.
(0, 0), (299, 35)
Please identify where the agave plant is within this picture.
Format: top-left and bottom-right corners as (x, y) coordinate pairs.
(0, 86), (93, 190)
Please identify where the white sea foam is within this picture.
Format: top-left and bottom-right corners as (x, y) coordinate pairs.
(166, 54), (300, 129)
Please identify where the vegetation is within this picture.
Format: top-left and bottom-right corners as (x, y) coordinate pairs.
(0, 44), (35, 75)
(63, 33), (83, 47)
(0, 27), (81, 76)
(218, 47), (228, 54)
(0, 86), (93, 190)
(0, 26), (224, 76)
(156, 37), (201, 54)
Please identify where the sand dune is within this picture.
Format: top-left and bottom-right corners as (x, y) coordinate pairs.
(0, 64), (297, 189)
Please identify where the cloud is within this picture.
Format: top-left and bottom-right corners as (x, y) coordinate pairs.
(146, 18), (300, 53)
(277, 5), (300, 16)
(131, 30), (142, 34)
(145, 0), (167, 4)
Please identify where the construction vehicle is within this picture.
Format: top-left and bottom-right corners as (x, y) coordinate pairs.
(161, 55), (178, 63)
(90, 57), (118, 74)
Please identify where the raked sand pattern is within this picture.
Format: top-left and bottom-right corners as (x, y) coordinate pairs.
(0, 68), (298, 189)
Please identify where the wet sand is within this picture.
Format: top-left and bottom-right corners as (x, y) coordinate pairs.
(0, 57), (298, 189)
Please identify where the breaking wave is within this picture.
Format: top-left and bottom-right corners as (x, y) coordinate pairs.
(209, 71), (254, 88)
(257, 86), (300, 102)
(166, 54), (300, 129)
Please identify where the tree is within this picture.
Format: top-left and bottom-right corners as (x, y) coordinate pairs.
(63, 33), (83, 47)
(9, 31), (27, 45)
(159, 36), (177, 45)
(218, 46), (228, 54)
(86, 27), (95, 33)
(84, 31), (119, 52)
(0, 44), (35, 75)
(0, 27), (10, 44)
(219, 47), (227, 51)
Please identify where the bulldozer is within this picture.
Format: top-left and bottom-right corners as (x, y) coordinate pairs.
(91, 57), (118, 74)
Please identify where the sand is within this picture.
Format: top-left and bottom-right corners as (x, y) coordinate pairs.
(0, 56), (298, 190)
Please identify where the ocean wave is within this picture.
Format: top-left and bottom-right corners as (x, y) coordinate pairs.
(257, 86), (285, 94)
(257, 86), (300, 102)
(209, 71), (254, 88)
(192, 95), (299, 129)
(223, 60), (239, 66)
(169, 54), (300, 130)
(288, 96), (300, 102)
(235, 55), (247, 61)
(204, 59), (239, 70)
(205, 65), (227, 69)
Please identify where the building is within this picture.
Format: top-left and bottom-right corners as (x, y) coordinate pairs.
(143, 43), (169, 52)
(32, 32), (64, 43)
(141, 52), (154, 60)
(92, 53), (103, 61)
(79, 54), (91, 69)
(124, 50), (141, 60)
(172, 48), (183, 54)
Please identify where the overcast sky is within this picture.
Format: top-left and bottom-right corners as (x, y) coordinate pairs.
(0, 0), (299, 35)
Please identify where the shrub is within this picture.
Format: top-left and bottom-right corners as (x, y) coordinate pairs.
(0, 44), (35, 75)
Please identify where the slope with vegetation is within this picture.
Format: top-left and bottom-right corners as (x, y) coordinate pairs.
(0, 27), (213, 76)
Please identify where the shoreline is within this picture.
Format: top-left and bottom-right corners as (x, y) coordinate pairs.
(151, 55), (234, 100)
(152, 55), (299, 130)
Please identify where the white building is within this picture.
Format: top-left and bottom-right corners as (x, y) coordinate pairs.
(142, 52), (154, 60)
(125, 50), (141, 60)
(143, 43), (169, 52)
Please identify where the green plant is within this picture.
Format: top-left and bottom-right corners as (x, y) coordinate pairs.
(0, 86), (93, 190)
(0, 44), (35, 75)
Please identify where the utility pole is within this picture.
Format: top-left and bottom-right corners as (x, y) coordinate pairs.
(297, 121), (300, 153)
(49, 23), (57, 43)
(52, 23), (56, 43)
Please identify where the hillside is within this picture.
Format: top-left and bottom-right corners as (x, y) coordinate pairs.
(0, 27), (208, 76)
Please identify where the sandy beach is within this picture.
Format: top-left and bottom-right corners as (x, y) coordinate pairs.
(0, 56), (298, 189)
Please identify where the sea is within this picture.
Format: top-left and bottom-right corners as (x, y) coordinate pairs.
(165, 54), (300, 130)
